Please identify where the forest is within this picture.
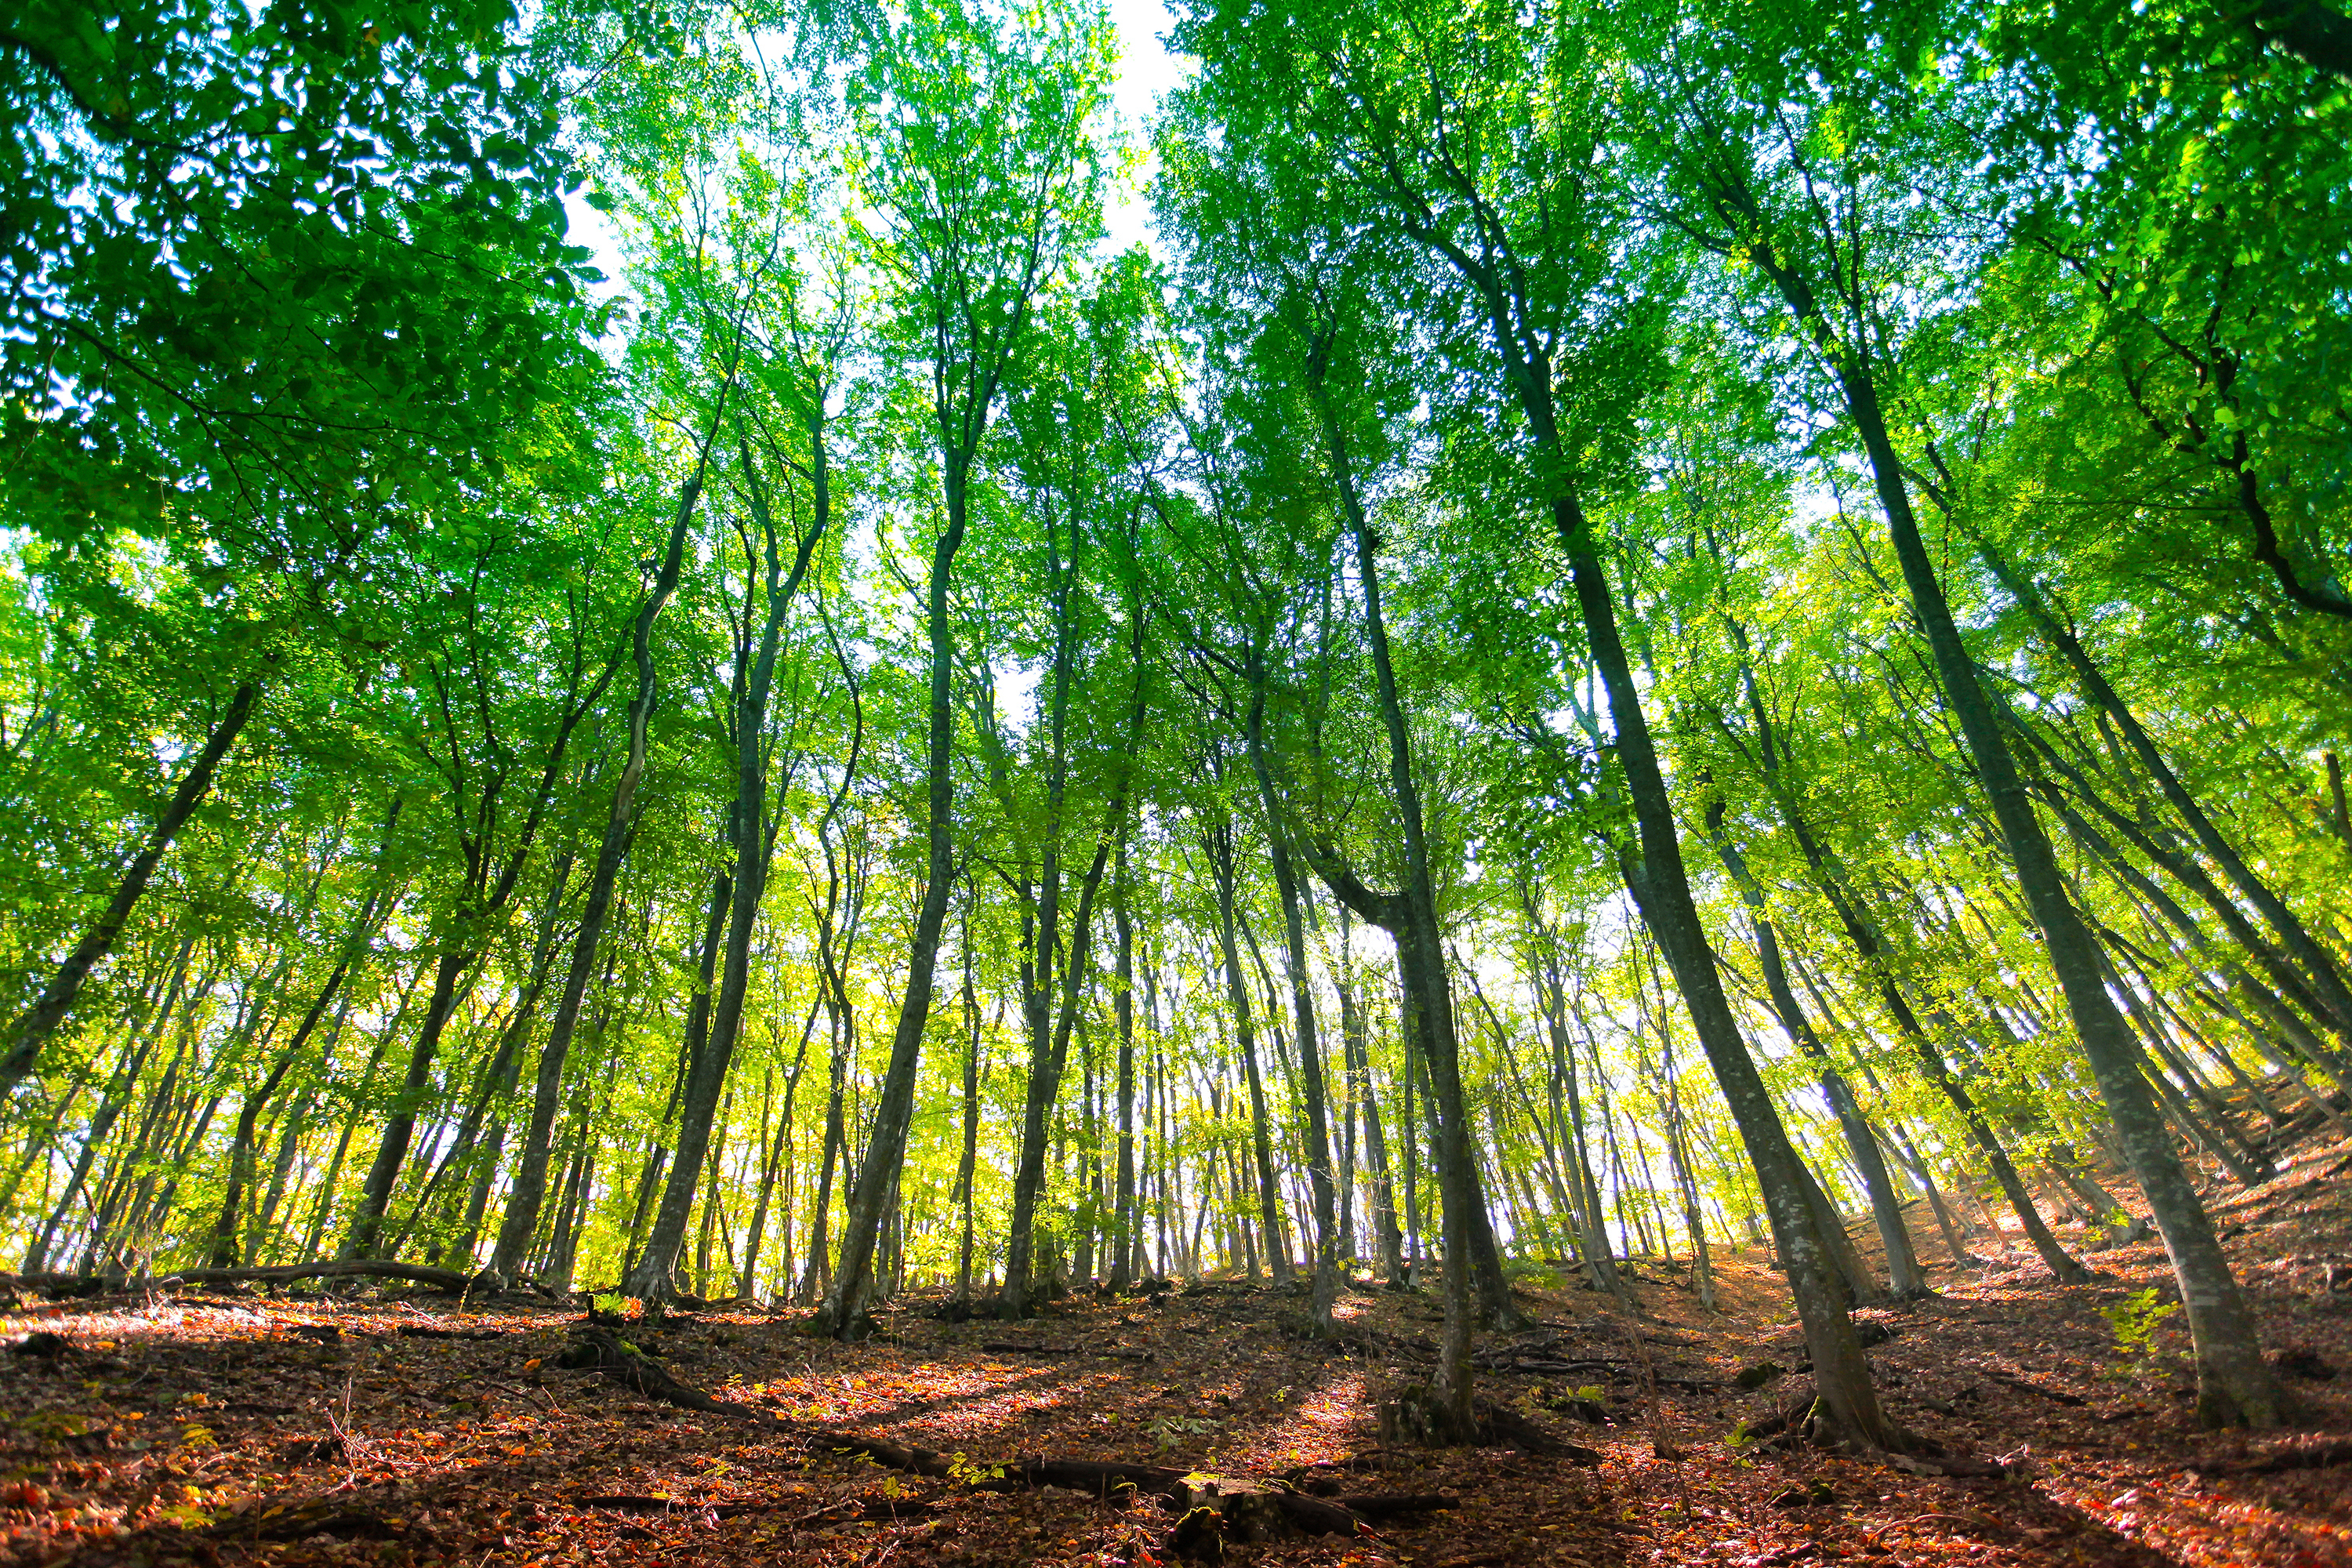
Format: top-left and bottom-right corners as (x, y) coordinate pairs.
(2, 0), (2350, 1564)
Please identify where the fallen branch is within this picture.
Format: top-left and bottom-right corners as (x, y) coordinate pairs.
(2, 1260), (474, 1295)
(579, 1490), (950, 1524)
(207, 1497), (412, 1543)
(579, 1493), (792, 1519)
(1979, 1368), (2088, 1406)
(2190, 1438), (2352, 1475)
(553, 1328), (1457, 1555)
(562, 1328), (799, 1436)
(1473, 1398), (1604, 1463)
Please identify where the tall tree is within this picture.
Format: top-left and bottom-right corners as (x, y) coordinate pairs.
(818, 0), (1111, 1335)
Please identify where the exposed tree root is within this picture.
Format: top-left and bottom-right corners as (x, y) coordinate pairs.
(1980, 1367), (2089, 1406)
(1372, 1380), (1606, 1458)
(555, 1327), (1459, 1556)
(1727, 1377), (2004, 1475)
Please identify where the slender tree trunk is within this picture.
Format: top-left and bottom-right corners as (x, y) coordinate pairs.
(252, 996), (350, 1258)
(1984, 543), (2352, 1038)
(1744, 233), (2284, 1423)
(488, 420), (726, 1281)
(1544, 960), (1632, 1301)
(1701, 800), (1926, 1295)
(342, 942), (470, 1259)
(623, 872), (727, 1288)
(1206, 816), (1294, 1285)
(1336, 910), (1406, 1287)
(822, 448), (971, 1334)
(955, 907), (984, 1301)
(3, 682), (259, 1090)
(1775, 789), (2088, 1282)
(800, 1017), (846, 1302)
(626, 452), (824, 1304)
(1243, 681), (1341, 1326)
(1110, 841), (1139, 1292)
(209, 950), (357, 1269)
(997, 598), (1145, 1317)
(1364, 203), (1896, 1438)
(1325, 400), (1483, 1433)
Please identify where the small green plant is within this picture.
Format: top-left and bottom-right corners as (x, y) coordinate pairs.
(1502, 1258), (1569, 1293)
(1146, 1415), (1218, 1452)
(5, 1410), (93, 1443)
(946, 1453), (1008, 1486)
(2098, 1287), (2181, 1380)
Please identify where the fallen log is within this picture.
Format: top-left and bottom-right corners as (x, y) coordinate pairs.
(1163, 1473), (1362, 1552)
(554, 1327), (1461, 1555)
(2, 1260), (474, 1295)
(564, 1329), (800, 1434)
(2190, 1437), (2352, 1475)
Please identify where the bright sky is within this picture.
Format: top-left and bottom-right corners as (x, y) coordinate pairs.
(564, 2), (1190, 301)
(1102, 0), (1188, 256)
(552, 5), (1191, 721)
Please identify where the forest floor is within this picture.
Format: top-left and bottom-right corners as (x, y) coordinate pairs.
(7, 1142), (2352, 1568)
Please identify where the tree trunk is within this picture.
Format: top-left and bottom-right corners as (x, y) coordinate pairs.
(342, 943), (470, 1260)
(626, 446), (826, 1303)
(1312, 387), (1483, 1433)
(623, 870), (728, 1287)
(955, 902), (984, 1301)
(208, 948), (357, 1269)
(2, 681), (258, 1089)
(1373, 203), (1896, 1441)
(1205, 815), (1294, 1286)
(1243, 677), (1341, 1326)
(1701, 799), (1926, 1296)
(1983, 542), (2352, 1039)
(488, 416), (726, 1281)
(1745, 234), (2285, 1425)
(1771, 784), (2088, 1283)
(820, 445), (971, 1333)
(1110, 841), (1139, 1292)
(1334, 909), (1406, 1287)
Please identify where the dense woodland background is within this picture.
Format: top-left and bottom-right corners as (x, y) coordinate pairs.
(3, 0), (2350, 1454)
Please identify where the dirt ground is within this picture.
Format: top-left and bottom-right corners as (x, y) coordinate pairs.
(6, 1140), (2351, 1568)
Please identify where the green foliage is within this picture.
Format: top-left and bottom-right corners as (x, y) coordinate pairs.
(2100, 1288), (2184, 1381)
(0, 0), (2342, 1422)
(947, 1452), (1011, 1486)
